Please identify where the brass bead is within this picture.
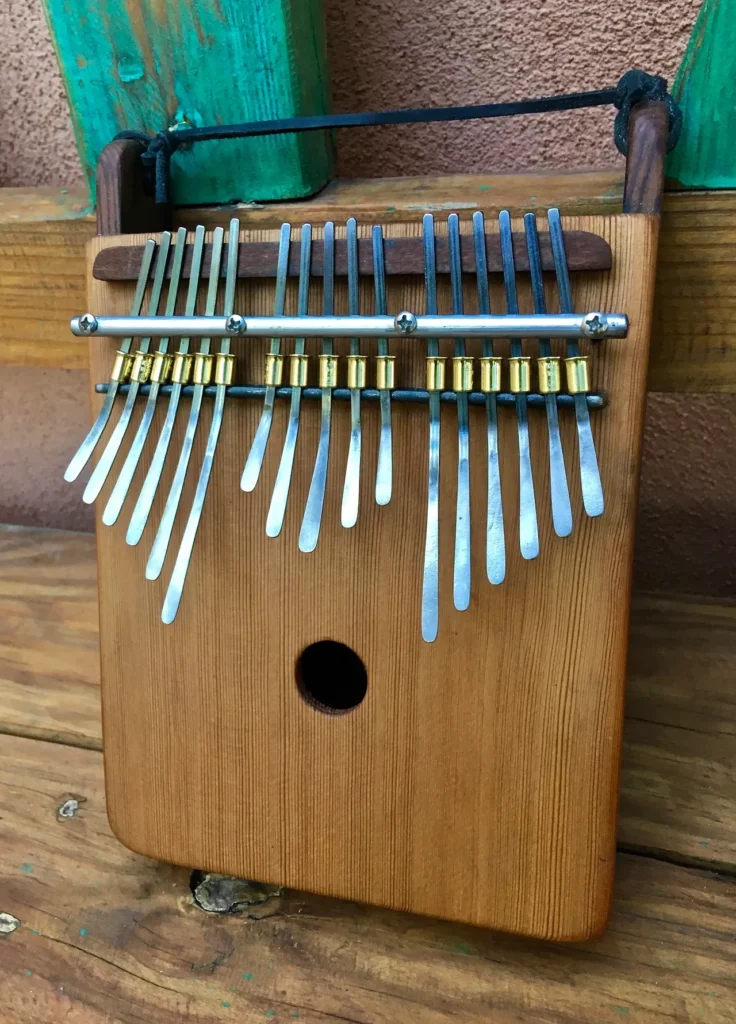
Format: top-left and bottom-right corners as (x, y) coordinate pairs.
(264, 352), (284, 386)
(538, 355), (561, 394)
(111, 349), (133, 383)
(426, 356), (447, 392)
(150, 351), (173, 384)
(318, 353), (339, 388)
(215, 352), (235, 386)
(479, 356), (502, 393)
(130, 351), (154, 384)
(346, 354), (367, 389)
(565, 355), (590, 394)
(171, 352), (193, 385)
(452, 356), (474, 393)
(509, 356), (531, 394)
(193, 352), (214, 386)
(376, 354), (396, 390)
(289, 353), (309, 388)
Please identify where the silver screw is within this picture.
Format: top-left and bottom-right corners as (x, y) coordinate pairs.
(78, 313), (98, 335)
(225, 313), (246, 334)
(394, 311), (417, 334)
(582, 312), (608, 339)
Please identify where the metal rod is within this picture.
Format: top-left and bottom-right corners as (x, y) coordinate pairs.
(241, 223), (291, 491)
(548, 207), (604, 518)
(373, 225), (392, 505)
(64, 239), (156, 483)
(499, 210), (539, 561)
(82, 232), (173, 504)
(472, 211), (505, 585)
(73, 311), (628, 340)
(422, 214), (441, 644)
(299, 222), (335, 552)
(266, 223), (312, 538)
(145, 227), (225, 581)
(162, 218), (241, 624)
(126, 226), (206, 546)
(102, 228), (187, 526)
(524, 213), (573, 538)
(448, 214), (471, 612)
(341, 218), (362, 528)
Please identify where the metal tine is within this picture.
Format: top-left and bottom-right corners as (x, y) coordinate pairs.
(102, 227), (187, 525)
(127, 225), (206, 545)
(64, 239), (156, 482)
(422, 213), (441, 643)
(240, 222), (291, 491)
(547, 207), (604, 517)
(82, 232), (172, 504)
(340, 217), (362, 528)
(299, 221), (335, 552)
(524, 213), (573, 537)
(265, 223), (312, 538)
(145, 226), (225, 580)
(472, 211), (505, 585)
(161, 218), (240, 624)
(499, 210), (539, 560)
(447, 214), (471, 611)
(373, 225), (392, 505)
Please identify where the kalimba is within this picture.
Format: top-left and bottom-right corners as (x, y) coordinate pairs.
(65, 101), (665, 940)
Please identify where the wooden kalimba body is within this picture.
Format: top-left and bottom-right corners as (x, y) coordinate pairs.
(67, 103), (665, 941)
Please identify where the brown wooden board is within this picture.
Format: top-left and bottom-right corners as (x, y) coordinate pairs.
(84, 212), (658, 942)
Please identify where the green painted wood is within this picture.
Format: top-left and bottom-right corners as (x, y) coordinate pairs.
(40, 0), (334, 206)
(666, 0), (736, 188)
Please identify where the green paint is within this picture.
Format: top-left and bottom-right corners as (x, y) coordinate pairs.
(79, 927), (88, 936)
(613, 1007), (630, 1016)
(27, 929), (39, 935)
(700, 839), (710, 846)
(453, 941), (474, 955)
(21, 864), (33, 874)
(24, 970), (33, 977)
(242, 971), (254, 981)
(666, 0), (736, 188)
(265, 1012), (276, 1019)
(478, 185), (490, 191)
(40, 0), (334, 205)
(222, 1002), (231, 1008)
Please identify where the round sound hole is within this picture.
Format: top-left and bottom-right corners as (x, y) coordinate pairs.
(295, 640), (367, 715)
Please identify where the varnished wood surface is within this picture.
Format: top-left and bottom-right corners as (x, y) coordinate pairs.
(86, 215), (657, 940)
(623, 102), (668, 216)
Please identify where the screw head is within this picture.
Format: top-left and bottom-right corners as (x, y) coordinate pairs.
(225, 313), (246, 334)
(582, 312), (608, 339)
(394, 311), (417, 334)
(78, 313), (98, 335)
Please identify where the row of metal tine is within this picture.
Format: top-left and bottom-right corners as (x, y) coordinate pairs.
(66, 208), (604, 641)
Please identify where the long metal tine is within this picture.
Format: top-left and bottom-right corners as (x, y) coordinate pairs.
(241, 223), (291, 491)
(145, 227), (225, 580)
(547, 207), (604, 517)
(102, 227), (187, 525)
(266, 223), (312, 538)
(126, 226), (206, 545)
(422, 213), (441, 643)
(499, 210), (539, 560)
(65, 239), (156, 482)
(299, 222), (335, 552)
(524, 213), (573, 537)
(83, 232), (172, 504)
(162, 218), (240, 623)
(447, 214), (471, 611)
(341, 217), (362, 528)
(373, 225), (392, 505)
(472, 211), (505, 584)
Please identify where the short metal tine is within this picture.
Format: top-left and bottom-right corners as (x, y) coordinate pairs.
(299, 222), (335, 552)
(266, 223), (312, 538)
(499, 210), (539, 560)
(65, 239), (156, 482)
(127, 225), (206, 546)
(547, 207), (604, 517)
(340, 217), (362, 528)
(524, 213), (573, 537)
(83, 231), (172, 504)
(422, 213), (441, 643)
(145, 226), (225, 580)
(373, 225), (392, 505)
(447, 214), (471, 611)
(102, 227), (187, 526)
(241, 222), (291, 491)
(472, 211), (505, 584)
(162, 219), (240, 623)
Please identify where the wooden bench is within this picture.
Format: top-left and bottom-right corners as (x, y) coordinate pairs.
(0, 523), (734, 1022)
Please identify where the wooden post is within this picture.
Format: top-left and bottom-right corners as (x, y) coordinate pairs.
(40, 0), (334, 206)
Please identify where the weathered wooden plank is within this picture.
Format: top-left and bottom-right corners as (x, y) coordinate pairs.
(1, 732), (734, 1023)
(39, 0), (333, 206)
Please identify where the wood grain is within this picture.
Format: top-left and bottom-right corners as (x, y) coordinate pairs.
(1, 732), (735, 1024)
(623, 102), (668, 216)
(85, 214), (658, 941)
(95, 139), (170, 236)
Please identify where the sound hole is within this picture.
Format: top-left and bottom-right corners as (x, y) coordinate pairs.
(295, 641), (367, 714)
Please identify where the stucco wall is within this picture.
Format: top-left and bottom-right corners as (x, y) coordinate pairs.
(1, 0), (734, 600)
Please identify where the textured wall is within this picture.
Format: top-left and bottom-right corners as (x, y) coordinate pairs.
(1, 0), (734, 600)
